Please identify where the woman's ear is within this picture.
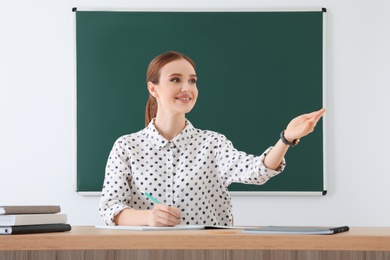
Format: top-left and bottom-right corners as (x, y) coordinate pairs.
(147, 82), (158, 98)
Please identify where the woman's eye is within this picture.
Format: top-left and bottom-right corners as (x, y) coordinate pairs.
(171, 78), (180, 83)
(189, 79), (197, 84)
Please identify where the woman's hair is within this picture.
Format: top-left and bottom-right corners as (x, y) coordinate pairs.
(145, 51), (196, 126)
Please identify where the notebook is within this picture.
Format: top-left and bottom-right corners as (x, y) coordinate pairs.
(0, 223), (71, 235)
(241, 226), (350, 235)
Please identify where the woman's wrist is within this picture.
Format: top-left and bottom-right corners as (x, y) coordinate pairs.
(280, 130), (300, 147)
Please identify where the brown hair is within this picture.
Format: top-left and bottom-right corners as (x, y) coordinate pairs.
(145, 51), (196, 126)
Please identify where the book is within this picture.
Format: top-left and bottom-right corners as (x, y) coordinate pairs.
(0, 213), (67, 226)
(0, 205), (61, 215)
(241, 226), (350, 235)
(0, 223), (71, 235)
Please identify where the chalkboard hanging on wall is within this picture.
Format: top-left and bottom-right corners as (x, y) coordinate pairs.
(74, 9), (327, 195)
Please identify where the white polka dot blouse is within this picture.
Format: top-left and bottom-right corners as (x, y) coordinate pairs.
(99, 119), (285, 226)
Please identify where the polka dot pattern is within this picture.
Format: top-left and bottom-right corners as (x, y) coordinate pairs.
(99, 120), (285, 226)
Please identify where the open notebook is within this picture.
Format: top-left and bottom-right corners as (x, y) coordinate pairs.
(95, 225), (249, 231)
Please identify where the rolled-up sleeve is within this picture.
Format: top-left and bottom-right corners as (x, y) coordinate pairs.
(215, 134), (286, 187)
(99, 137), (132, 226)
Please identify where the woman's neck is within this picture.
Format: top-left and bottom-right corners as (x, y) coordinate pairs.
(154, 114), (186, 141)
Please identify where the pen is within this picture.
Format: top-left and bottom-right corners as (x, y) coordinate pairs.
(140, 190), (161, 204)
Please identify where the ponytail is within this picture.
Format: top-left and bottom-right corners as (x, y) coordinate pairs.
(145, 95), (157, 126)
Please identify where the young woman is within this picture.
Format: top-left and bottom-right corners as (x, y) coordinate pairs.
(99, 51), (325, 227)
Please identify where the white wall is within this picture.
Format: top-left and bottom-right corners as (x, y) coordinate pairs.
(1, 0), (389, 227)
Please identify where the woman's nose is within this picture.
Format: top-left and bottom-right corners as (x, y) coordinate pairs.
(181, 83), (190, 92)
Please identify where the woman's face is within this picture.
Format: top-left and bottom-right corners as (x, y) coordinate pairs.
(149, 58), (198, 117)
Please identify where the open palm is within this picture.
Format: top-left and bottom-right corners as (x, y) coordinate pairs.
(284, 108), (325, 142)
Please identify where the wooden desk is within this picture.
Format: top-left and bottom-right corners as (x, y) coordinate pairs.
(1, 226), (390, 260)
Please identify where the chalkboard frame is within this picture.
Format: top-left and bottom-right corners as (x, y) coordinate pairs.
(74, 9), (327, 195)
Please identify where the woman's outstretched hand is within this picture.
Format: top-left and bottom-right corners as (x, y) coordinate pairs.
(264, 108), (325, 170)
(284, 108), (326, 143)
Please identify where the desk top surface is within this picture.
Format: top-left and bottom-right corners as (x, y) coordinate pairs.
(1, 226), (390, 251)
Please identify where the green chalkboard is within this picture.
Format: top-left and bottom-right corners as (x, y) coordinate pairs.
(75, 10), (326, 194)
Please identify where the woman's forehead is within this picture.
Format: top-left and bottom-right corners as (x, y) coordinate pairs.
(160, 59), (196, 76)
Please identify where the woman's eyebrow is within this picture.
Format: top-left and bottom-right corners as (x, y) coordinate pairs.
(169, 73), (197, 78)
(168, 73), (182, 77)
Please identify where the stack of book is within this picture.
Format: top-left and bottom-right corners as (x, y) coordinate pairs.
(0, 205), (71, 235)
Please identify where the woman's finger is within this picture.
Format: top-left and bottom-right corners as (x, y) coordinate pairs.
(150, 204), (181, 226)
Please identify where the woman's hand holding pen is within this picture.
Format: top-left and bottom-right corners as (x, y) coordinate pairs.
(283, 108), (326, 143)
(147, 204), (181, 227)
(113, 205), (181, 227)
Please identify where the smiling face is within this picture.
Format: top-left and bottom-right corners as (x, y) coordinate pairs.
(148, 58), (198, 118)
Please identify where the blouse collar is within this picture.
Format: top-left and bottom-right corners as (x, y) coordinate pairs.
(145, 119), (195, 151)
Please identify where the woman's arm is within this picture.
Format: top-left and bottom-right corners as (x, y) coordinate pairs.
(114, 205), (181, 226)
(264, 108), (325, 170)
(99, 136), (181, 227)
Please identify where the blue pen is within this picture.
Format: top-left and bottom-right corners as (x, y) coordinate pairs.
(141, 190), (161, 204)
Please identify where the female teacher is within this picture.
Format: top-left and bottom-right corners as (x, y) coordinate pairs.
(99, 51), (325, 227)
